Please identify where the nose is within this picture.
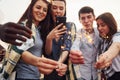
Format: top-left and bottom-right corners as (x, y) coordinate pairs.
(56, 8), (61, 12)
(39, 8), (43, 13)
(56, 8), (61, 16)
(98, 26), (103, 31)
(84, 18), (89, 22)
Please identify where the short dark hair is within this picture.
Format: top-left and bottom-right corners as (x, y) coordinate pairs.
(78, 6), (95, 18)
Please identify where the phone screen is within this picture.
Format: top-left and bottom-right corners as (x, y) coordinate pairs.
(56, 16), (66, 26)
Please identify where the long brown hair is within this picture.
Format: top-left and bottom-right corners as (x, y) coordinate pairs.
(49, 0), (66, 31)
(96, 12), (117, 41)
(18, 0), (51, 53)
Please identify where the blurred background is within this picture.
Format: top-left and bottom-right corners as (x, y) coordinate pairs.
(66, 0), (120, 30)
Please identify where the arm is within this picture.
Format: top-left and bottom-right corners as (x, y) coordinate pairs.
(69, 30), (84, 64)
(21, 51), (39, 66)
(57, 51), (68, 76)
(21, 51), (59, 74)
(58, 31), (71, 63)
(45, 24), (66, 55)
(45, 34), (53, 55)
(95, 42), (120, 69)
(105, 42), (120, 59)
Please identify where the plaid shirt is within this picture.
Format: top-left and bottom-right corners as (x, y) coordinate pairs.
(100, 33), (120, 78)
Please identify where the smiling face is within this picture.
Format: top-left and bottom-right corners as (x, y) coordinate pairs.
(32, 0), (48, 25)
(51, 0), (66, 22)
(79, 12), (95, 32)
(97, 19), (110, 38)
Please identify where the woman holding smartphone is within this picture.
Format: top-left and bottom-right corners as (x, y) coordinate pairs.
(44, 0), (73, 80)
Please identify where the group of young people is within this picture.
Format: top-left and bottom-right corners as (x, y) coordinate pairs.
(70, 6), (120, 80)
(0, 0), (120, 80)
(1, 0), (70, 80)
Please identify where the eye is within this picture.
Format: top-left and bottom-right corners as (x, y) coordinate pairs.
(52, 5), (57, 10)
(59, 7), (64, 10)
(87, 15), (92, 19)
(101, 23), (106, 27)
(81, 17), (85, 21)
(43, 8), (47, 12)
(36, 5), (41, 9)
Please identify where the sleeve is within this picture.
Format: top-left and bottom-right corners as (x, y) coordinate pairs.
(62, 22), (77, 51)
(113, 32), (120, 43)
(11, 21), (34, 54)
(71, 30), (81, 51)
(63, 33), (72, 51)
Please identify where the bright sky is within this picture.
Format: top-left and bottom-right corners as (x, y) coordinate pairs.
(0, 0), (120, 30)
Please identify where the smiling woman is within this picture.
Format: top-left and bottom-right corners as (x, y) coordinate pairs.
(0, 0), (59, 80)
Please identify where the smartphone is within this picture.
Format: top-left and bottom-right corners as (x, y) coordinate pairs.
(56, 16), (66, 26)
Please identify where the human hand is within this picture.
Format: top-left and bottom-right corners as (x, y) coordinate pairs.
(37, 57), (58, 75)
(0, 22), (32, 46)
(56, 63), (67, 76)
(95, 53), (112, 69)
(47, 23), (66, 40)
(69, 50), (84, 64)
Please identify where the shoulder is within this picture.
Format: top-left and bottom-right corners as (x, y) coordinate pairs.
(66, 22), (76, 30)
(113, 32), (120, 42)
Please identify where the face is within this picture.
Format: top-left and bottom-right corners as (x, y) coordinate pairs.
(79, 12), (95, 31)
(32, 0), (48, 25)
(97, 19), (110, 38)
(51, 1), (66, 22)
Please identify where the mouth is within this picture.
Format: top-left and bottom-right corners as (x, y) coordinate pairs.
(100, 32), (107, 38)
(37, 13), (42, 18)
(84, 24), (90, 27)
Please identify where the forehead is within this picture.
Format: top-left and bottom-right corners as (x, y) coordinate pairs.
(34, 0), (48, 7)
(97, 19), (104, 23)
(80, 12), (94, 18)
(52, 1), (65, 6)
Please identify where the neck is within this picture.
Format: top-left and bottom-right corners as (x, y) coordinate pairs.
(33, 20), (39, 27)
(85, 28), (94, 34)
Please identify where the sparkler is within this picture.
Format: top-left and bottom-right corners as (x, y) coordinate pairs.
(60, 29), (94, 50)
(76, 31), (94, 44)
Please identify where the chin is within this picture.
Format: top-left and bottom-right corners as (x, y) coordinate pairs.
(101, 35), (108, 39)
